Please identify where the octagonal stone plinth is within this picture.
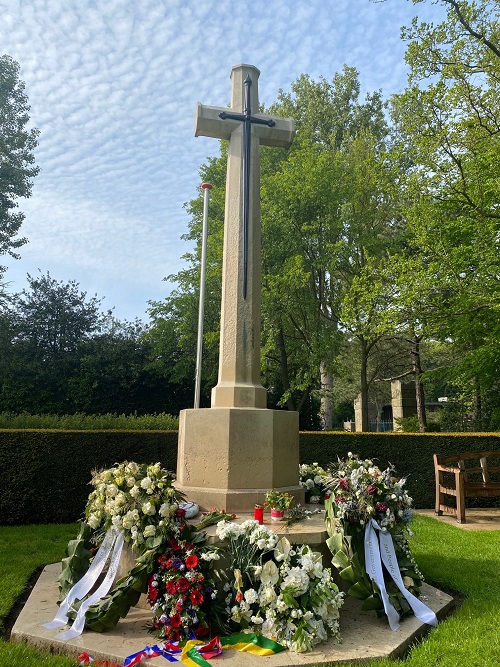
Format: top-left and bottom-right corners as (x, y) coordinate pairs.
(176, 407), (304, 512)
(12, 559), (454, 667)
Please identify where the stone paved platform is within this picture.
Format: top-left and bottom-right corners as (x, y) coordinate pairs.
(12, 562), (454, 666)
(417, 508), (500, 531)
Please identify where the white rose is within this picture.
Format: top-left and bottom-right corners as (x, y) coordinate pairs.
(140, 477), (153, 490)
(143, 525), (156, 538)
(126, 476), (136, 487)
(159, 502), (174, 517)
(130, 485), (140, 499)
(106, 484), (118, 498)
(142, 501), (156, 516)
(87, 514), (101, 529)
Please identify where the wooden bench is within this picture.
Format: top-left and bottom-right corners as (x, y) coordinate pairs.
(434, 451), (500, 523)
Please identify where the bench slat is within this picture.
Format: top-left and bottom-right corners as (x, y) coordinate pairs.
(434, 451), (500, 523)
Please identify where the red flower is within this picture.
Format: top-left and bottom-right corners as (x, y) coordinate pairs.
(168, 538), (182, 551)
(338, 478), (349, 491)
(170, 613), (182, 628)
(235, 591), (243, 603)
(175, 508), (186, 518)
(185, 554), (199, 570)
(166, 580), (177, 595)
(176, 577), (190, 593)
(366, 485), (379, 496)
(175, 600), (184, 611)
(196, 625), (210, 638)
(190, 589), (204, 605)
(376, 502), (389, 514)
(148, 586), (159, 602)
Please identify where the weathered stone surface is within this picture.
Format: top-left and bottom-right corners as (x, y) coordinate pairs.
(12, 560), (454, 667)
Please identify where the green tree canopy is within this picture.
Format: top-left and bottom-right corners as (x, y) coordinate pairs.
(0, 55), (39, 274)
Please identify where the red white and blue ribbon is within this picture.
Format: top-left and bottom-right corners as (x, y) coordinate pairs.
(123, 642), (183, 665)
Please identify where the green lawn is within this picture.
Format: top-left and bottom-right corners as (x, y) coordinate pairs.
(0, 516), (499, 666)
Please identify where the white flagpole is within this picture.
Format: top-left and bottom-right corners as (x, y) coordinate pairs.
(194, 182), (212, 408)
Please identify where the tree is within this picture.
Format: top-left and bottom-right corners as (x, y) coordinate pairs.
(0, 55), (39, 275)
(390, 0), (500, 427)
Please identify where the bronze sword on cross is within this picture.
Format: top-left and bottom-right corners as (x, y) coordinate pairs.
(218, 75), (276, 300)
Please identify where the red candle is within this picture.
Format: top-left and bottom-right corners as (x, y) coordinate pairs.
(254, 504), (264, 524)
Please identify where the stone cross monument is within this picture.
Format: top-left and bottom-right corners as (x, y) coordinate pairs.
(175, 64), (304, 511)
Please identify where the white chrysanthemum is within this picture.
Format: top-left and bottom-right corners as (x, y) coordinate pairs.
(126, 476), (136, 487)
(251, 615), (264, 624)
(130, 485), (140, 499)
(88, 513), (101, 529)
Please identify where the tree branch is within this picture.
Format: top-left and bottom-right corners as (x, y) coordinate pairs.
(444, 0), (500, 59)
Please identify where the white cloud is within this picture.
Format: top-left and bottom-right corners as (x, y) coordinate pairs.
(0, 0), (446, 320)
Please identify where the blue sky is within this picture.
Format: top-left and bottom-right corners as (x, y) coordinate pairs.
(1, 0), (445, 322)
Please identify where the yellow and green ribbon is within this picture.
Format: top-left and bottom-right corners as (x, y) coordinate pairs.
(182, 633), (285, 667)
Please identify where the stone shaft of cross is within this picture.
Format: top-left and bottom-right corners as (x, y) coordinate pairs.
(219, 74), (276, 300)
(194, 65), (294, 408)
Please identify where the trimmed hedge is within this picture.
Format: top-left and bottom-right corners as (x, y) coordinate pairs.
(0, 430), (178, 525)
(299, 431), (500, 510)
(1, 429), (499, 525)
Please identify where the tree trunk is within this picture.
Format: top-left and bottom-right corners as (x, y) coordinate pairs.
(320, 360), (333, 430)
(472, 377), (481, 424)
(359, 338), (369, 432)
(276, 324), (296, 411)
(410, 335), (427, 432)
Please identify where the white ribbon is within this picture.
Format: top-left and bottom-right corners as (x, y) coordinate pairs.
(43, 526), (124, 640)
(364, 519), (438, 631)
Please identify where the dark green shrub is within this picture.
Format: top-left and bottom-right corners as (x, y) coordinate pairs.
(1, 429), (499, 525)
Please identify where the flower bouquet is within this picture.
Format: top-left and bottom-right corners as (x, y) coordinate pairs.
(324, 453), (432, 629)
(299, 463), (329, 503)
(147, 536), (222, 641)
(216, 520), (343, 652)
(85, 461), (182, 552)
(55, 461), (185, 636)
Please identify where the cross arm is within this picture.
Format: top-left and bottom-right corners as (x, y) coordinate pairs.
(194, 103), (295, 148)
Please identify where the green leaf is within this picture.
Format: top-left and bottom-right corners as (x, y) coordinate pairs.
(348, 581), (374, 600)
(361, 594), (384, 611)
